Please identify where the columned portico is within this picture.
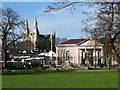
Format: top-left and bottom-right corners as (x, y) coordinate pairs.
(78, 48), (103, 66)
(57, 38), (104, 66)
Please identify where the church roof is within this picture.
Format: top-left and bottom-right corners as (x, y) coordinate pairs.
(61, 39), (87, 44)
(39, 34), (45, 38)
(38, 34), (51, 39)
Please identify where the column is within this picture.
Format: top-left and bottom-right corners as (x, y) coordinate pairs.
(84, 49), (86, 59)
(93, 48), (96, 66)
(96, 51), (98, 64)
(101, 48), (104, 64)
(79, 50), (82, 64)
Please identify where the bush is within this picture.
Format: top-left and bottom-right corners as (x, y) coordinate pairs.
(7, 62), (18, 70)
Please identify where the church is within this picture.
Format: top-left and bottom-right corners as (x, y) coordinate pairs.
(23, 17), (56, 52)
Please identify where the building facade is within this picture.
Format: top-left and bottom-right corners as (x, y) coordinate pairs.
(23, 17), (56, 52)
(56, 38), (105, 66)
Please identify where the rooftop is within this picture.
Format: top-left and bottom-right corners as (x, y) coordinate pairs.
(60, 39), (86, 44)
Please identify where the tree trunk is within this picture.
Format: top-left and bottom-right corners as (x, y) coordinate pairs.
(2, 39), (9, 69)
(108, 58), (111, 70)
(3, 48), (8, 68)
(117, 56), (120, 71)
(111, 42), (120, 71)
(118, 64), (120, 71)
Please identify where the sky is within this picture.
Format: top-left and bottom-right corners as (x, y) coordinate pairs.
(2, 1), (96, 40)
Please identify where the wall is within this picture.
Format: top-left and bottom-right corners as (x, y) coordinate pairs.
(57, 44), (78, 65)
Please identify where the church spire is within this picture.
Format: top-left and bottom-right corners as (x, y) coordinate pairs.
(24, 17), (29, 40)
(33, 17), (39, 50)
(33, 17), (39, 34)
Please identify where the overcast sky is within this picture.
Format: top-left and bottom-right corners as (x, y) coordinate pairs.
(2, 1), (97, 43)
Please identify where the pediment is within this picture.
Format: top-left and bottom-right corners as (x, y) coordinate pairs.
(79, 39), (103, 47)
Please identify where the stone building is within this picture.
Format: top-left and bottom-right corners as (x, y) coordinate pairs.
(56, 38), (118, 66)
(23, 17), (56, 52)
(56, 38), (105, 66)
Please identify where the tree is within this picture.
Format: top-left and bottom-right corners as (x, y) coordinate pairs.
(0, 8), (23, 68)
(45, 1), (120, 70)
(56, 37), (68, 45)
(57, 45), (67, 66)
(82, 2), (120, 70)
(15, 40), (34, 53)
(36, 39), (51, 52)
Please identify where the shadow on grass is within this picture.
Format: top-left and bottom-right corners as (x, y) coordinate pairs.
(2, 69), (76, 75)
(2, 69), (118, 76)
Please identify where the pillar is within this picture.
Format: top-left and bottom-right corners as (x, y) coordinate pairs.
(79, 50), (82, 64)
(93, 48), (96, 66)
(101, 48), (104, 64)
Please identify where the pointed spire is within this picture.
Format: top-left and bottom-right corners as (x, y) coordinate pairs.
(25, 17), (28, 29)
(34, 17), (37, 29)
(24, 17), (29, 39)
(33, 17), (39, 50)
(33, 17), (39, 34)
(25, 17), (28, 25)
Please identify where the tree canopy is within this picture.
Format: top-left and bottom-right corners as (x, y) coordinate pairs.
(36, 39), (51, 52)
(0, 8), (23, 68)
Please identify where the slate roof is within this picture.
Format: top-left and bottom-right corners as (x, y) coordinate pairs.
(39, 34), (51, 39)
(61, 39), (87, 44)
(39, 34), (45, 38)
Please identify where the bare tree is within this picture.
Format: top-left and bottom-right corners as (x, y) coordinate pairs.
(45, 1), (120, 70)
(56, 37), (68, 45)
(15, 40), (34, 53)
(0, 8), (23, 68)
(44, 2), (79, 13)
(83, 2), (120, 70)
(57, 46), (67, 66)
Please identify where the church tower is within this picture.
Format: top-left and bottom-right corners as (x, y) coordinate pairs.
(23, 18), (30, 41)
(32, 17), (39, 49)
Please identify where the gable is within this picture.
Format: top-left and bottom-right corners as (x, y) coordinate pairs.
(79, 39), (103, 47)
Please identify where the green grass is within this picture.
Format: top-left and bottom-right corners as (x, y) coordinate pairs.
(2, 71), (118, 88)
(0, 74), (2, 90)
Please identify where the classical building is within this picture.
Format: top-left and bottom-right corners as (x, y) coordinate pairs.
(23, 17), (56, 52)
(56, 38), (105, 66)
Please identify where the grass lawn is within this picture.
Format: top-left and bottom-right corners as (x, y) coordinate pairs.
(0, 74), (2, 90)
(2, 71), (118, 88)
